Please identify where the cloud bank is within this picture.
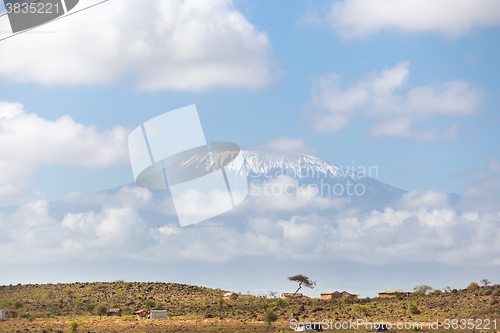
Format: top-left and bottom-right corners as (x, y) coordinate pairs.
(322, 0), (500, 39)
(304, 62), (483, 141)
(0, 101), (128, 197)
(1, 159), (499, 266)
(0, 0), (279, 91)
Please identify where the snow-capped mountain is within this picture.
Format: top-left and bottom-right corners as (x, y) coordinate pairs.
(0, 150), (407, 224)
(166, 149), (359, 180)
(237, 150), (358, 180)
(165, 148), (405, 210)
(236, 150), (405, 211)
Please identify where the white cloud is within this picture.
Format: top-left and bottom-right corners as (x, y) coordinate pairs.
(304, 62), (483, 140)
(2, 178), (500, 266)
(395, 190), (450, 210)
(0, 186), (153, 262)
(0, 0), (278, 91)
(0, 101), (128, 197)
(245, 177), (347, 212)
(324, 0), (500, 39)
(1, 157), (499, 266)
(248, 137), (318, 156)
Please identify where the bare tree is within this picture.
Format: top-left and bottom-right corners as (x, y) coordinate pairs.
(480, 279), (491, 287)
(288, 274), (316, 296)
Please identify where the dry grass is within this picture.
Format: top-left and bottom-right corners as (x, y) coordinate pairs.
(0, 282), (499, 332)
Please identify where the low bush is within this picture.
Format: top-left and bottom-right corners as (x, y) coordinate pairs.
(69, 320), (79, 332)
(84, 303), (95, 313)
(408, 303), (420, 315)
(467, 282), (479, 291)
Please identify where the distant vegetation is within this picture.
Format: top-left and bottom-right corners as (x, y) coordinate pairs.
(0, 280), (498, 332)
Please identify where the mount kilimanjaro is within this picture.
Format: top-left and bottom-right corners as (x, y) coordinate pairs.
(1, 151), (408, 225)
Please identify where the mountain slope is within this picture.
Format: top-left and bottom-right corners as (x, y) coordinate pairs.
(1, 151), (407, 223)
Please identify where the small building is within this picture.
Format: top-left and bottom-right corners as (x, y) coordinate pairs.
(223, 292), (238, 301)
(0, 309), (5, 319)
(320, 291), (342, 300)
(107, 308), (122, 317)
(378, 289), (410, 298)
(341, 291), (358, 299)
(150, 310), (167, 319)
(2, 309), (17, 318)
(320, 290), (358, 300)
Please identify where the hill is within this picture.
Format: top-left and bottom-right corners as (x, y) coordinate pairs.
(1, 281), (499, 332)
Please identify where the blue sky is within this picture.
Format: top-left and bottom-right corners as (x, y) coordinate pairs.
(0, 0), (499, 296)
(1, 0), (498, 203)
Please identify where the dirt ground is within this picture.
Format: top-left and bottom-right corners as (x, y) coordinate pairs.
(2, 317), (498, 333)
(0, 317), (293, 333)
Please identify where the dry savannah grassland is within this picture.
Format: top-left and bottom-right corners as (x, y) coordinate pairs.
(0, 280), (499, 333)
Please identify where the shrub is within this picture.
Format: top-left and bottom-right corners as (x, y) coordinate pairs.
(12, 300), (24, 310)
(145, 299), (156, 309)
(0, 300), (12, 308)
(217, 297), (224, 310)
(44, 290), (55, 299)
(360, 305), (370, 316)
(84, 303), (95, 313)
(264, 309), (278, 331)
(19, 312), (31, 319)
(65, 288), (74, 297)
(275, 298), (286, 308)
(69, 320), (79, 332)
(467, 282), (479, 291)
(408, 303), (420, 315)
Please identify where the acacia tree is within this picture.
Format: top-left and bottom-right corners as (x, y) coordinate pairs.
(413, 285), (433, 295)
(288, 274), (316, 296)
(264, 309), (278, 331)
(95, 304), (108, 319)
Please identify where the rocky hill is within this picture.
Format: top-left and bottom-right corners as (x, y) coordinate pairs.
(1, 281), (499, 324)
